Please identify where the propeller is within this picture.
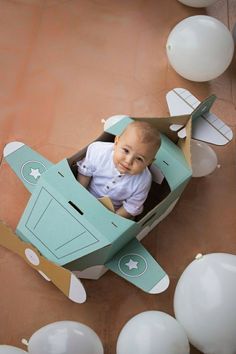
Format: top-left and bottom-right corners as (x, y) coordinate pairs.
(0, 221), (87, 303)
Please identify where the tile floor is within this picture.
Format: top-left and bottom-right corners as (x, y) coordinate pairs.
(0, 0), (235, 353)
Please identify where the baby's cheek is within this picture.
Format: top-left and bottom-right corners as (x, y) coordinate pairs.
(133, 164), (145, 174)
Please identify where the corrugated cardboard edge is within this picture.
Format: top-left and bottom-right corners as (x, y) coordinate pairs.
(177, 116), (192, 168)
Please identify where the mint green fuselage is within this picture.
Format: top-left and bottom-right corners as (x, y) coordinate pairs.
(16, 117), (192, 271)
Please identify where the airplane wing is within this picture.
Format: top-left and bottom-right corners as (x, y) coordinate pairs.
(0, 221), (86, 303)
(166, 88), (233, 145)
(105, 238), (169, 294)
(3, 141), (53, 193)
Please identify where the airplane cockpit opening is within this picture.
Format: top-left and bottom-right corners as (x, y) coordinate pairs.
(68, 130), (171, 222)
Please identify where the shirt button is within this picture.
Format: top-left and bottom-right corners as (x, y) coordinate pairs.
(106, 186), (109, 189)
(112, 181), (116, 184)
(118, 175), (122, 178)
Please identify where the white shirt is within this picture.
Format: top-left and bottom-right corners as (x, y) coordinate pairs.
(77, 141), (152, 216)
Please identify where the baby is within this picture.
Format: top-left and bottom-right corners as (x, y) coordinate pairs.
(77, 121), (161, 219)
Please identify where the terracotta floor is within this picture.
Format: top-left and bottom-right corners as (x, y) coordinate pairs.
(0, 0), (235, 353)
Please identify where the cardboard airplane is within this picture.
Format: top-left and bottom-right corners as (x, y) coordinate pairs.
(0, 89), (232, 303)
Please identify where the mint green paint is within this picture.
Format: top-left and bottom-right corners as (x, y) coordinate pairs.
(192, 95), (216, 122)
(65, 245), (111, 271)
(17, 158), (140, 266)
(155, 134), (191, 191)
(5, 144), (52, 193)
(65, 218), (140, 270)
(105, 116), (133, 136)
(106, 238), (166, 292)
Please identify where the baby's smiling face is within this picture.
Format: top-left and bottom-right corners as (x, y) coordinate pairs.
(113, 125), (158, 175)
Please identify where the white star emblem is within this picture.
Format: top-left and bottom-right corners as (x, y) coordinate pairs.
(29, 168), (41, 179)
(125, 258), (139, 270)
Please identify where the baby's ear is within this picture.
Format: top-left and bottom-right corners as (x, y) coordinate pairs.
(114, 135), (120, 145)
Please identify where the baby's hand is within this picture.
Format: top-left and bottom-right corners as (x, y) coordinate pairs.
(116, 206), (133, 219)
(77, 173), (91, 188)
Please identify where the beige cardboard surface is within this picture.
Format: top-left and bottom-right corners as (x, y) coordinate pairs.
(98, 196), (115, 212)
(0, 221), (76, 300)
(134, 115), (191, 142)
(178, 118), (192, 168)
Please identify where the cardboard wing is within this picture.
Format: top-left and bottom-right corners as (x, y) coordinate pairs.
(106, 238), (169, 294)
(3, 142), (53, 193)
(0, 221), (86, 303)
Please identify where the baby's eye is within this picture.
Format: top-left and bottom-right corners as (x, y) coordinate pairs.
(122, 148), (129, 154)
(136, 157), (144, 163)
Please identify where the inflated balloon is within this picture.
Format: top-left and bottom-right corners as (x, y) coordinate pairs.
(116, 311), (190, 354)
(28, 321), (104, 354)
(166, 16), (234, 81)
(0, 346), (28, 353)
(190, 139), (218, 177)
(174, 253), (236, 354)
(177, 0), (218, 7)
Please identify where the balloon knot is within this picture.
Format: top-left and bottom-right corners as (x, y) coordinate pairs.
(195, 253), (203, 260)
(21, 338), (29, 346)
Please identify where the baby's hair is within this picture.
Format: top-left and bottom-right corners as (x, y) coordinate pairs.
(122, 121), (161, 150)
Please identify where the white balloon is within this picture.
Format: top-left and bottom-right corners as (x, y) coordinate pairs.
(116, 311), (190, 354)
(177, 0), (218, 7)
(190, 139), (218, 177)
(28, 321), (104, 354)
(166, 16), (234, 81)
(0, 346), (28, 353)
(174, 253), (236, 354)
